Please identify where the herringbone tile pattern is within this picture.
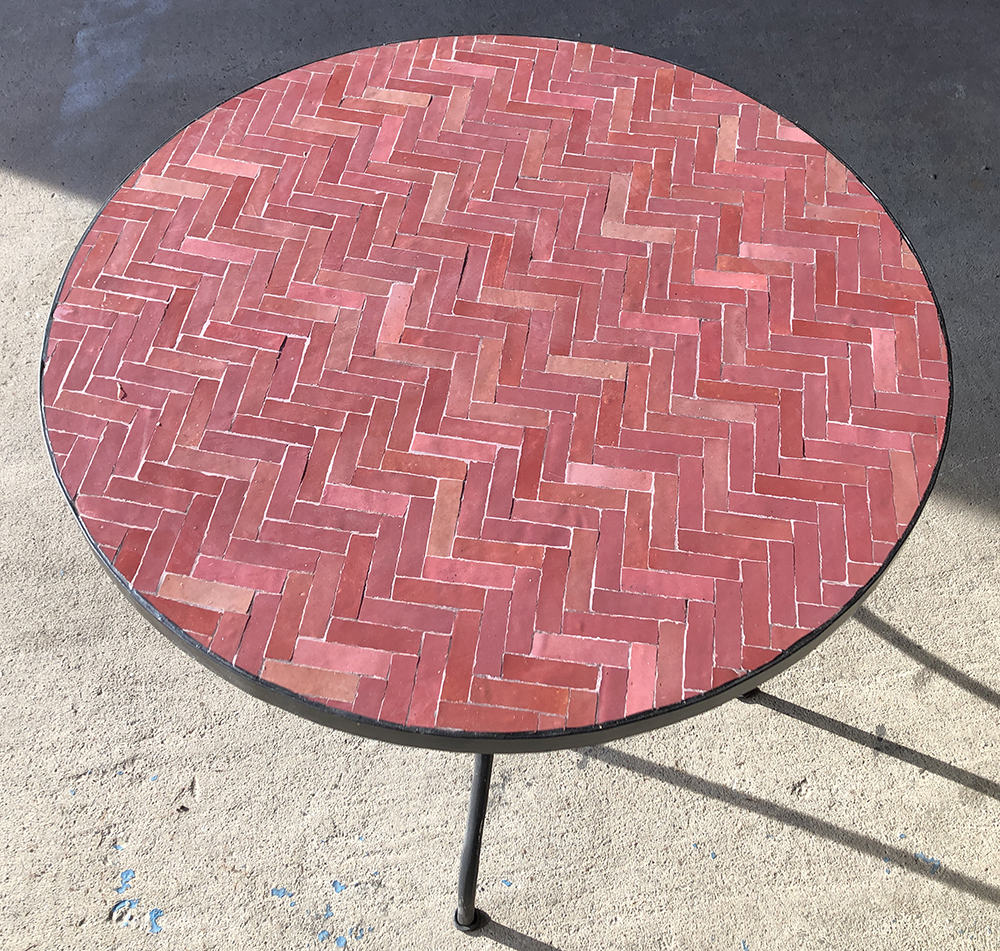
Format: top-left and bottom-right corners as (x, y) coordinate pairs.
(42, 37), (949, 735)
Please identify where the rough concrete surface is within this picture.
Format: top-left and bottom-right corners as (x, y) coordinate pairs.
(3, 2), (1000, 948)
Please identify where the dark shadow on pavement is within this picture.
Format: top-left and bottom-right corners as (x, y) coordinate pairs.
(857, 606), (1000, 709)
(586, 746), (1000, 906)
(742, 689), (1000, 802)
(479, 919), (564, 951)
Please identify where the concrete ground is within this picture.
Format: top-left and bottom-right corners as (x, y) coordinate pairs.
(3, 2), (1000, 948)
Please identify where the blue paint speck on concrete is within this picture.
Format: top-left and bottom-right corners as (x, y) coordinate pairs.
(112, 844), (123, 851)
(332, 880), (347, 893)
(742, 942), (750, 951)
(151, 774), (158, 781)
(318, 930), (330, 942)
(336, 937), (347, 948)
(914, 852), (941, 874)
(149, 909), (163, 934)
(710, 851), (717, 859)
(116, 870), (135, 893)
(270, 887), (294, 898)
(899, 833), (907, 839)
(324, 903), (333, 918)
(117, 770), (124, 776)
(501, 879), (512, 887)
(70, 789), (76, 795)
(692, 842), (698, 849)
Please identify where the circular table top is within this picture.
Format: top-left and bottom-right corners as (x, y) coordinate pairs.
(41, 36), (950, 752)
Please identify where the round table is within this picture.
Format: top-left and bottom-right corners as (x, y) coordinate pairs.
(40, 35), (950, 931)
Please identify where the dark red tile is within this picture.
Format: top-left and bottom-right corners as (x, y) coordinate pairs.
(471, 675), (569, 717)
(265, 571), (312, 661)
(351, 677), (388, 719)
(112, 528), (153, 583)
(209, 611), (251, 664)
(406, 632), (451, 726)
(436, 700), (537, 733)
(146, 594), (220, 640)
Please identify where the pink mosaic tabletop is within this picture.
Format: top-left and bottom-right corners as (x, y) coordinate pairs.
(41, 36), (950, 751)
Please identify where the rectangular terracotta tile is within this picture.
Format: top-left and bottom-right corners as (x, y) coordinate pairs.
(471, 675), (569, 716)
(737, 560), (769, 647)
(360, 594), (455, 635)
(208, 611), (250, 664)
(262, 659), (359, 702)
(595, 666), (628, 721)
(530, 630), (626, 669)
(247, 566), (304, 657)
(484, 446), (519, 518)
(369, 651), (416, 723)
(384, 496), (430, 580)
(505, 566), (541, 656)
(563, 610), (659, 643)
(624, 642), (657, 716)
(535, 547), (570, 633)
(471, 588), (512, 678)
(224, 537), (319, 573)
(146, 594), (220, 640)
(104, 474), (191, 514)
(394, 576), (485, 611)
(481, 517), (571, 548)
(436, 700), (537, 733)
(348, 677), (386, 719)
(406, 633), (451, 726)
(680, 601), (714, 693)
(452, 536), (545, 568)
(342, 515), (396, 599)
(889, 449), (920, 532)
(592, 587), (685, 622)
(439, 609), (480, 703)
(421, 555), (515, 589)
(110, 527), (152, 582)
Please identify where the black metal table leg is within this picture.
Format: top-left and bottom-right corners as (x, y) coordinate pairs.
(453, 752), (494, 932)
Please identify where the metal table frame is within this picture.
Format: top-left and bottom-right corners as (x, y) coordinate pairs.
(38, 36), (952, 934)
